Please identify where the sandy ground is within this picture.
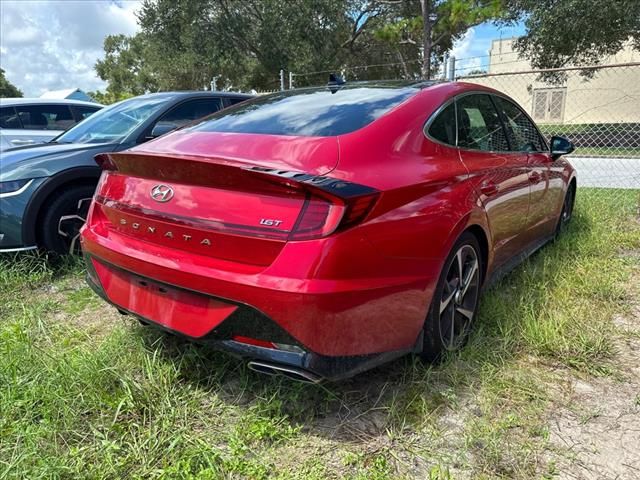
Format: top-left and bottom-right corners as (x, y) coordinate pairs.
(544, 265), (640, 480)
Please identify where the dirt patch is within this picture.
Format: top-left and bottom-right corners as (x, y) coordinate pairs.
(36, 275), (124, 338)
(544, 264), (640, 480)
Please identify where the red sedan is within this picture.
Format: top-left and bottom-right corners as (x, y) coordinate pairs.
(81, 81), (576, 382)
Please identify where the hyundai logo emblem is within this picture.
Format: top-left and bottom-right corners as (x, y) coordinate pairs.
(150, 184), (174, 203)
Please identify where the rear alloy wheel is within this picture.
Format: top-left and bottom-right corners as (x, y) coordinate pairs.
(39, 185), (95, 255)
(421, 232), (482, 362)
(555, 183), (575, 238)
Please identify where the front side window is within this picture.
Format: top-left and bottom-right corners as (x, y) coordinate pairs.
(188, 86), (418, 137)
(456, 94), (509, 152)
(15, 105), (75, 130)
(493, 96), (545, 152)
(427, 103), (456, 146)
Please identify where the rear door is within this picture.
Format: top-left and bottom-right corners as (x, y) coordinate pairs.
(493, 95), (559, 238)
(10, 104), (75, 146)
(456, 93), (531, 267)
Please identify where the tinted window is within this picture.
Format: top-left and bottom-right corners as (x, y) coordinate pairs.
(15, 105), (75, 130)
(0, 107), (21, 129)
(73, 105), (101, 121)
(494, 96), (545, 152)
(428, 103), (456, 146)
(159, 98), (223, 126)
(188, 87), (418, 137)
(227, 97), (249, 106)
(56, 95), (171, 144)
(456, 94), (509, 152)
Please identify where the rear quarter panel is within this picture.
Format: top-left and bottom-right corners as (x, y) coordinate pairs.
(334, 83), (493, 271)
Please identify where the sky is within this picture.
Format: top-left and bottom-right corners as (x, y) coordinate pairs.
(0, 0), (525, 98)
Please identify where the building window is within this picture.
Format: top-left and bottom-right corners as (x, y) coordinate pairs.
(532, 88), (566, 123)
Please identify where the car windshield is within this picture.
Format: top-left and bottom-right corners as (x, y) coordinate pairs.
(187, 85), (420, 137)
(54, 95), (172, 144)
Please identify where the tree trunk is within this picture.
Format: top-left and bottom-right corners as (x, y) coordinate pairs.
(397, 50), (410, 78)
(420, 0), (432, 79)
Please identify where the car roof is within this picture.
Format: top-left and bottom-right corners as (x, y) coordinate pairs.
(268, 79), (440, 96)
(141, 91), (254, 100)
(0, 97), (103, 107)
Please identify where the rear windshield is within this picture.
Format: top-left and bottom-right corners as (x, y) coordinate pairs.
(186, 86), (418, 137)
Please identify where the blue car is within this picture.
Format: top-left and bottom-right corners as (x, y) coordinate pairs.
(0, 91), (251, 254)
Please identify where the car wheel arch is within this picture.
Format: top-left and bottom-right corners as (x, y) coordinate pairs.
(21, 166), (101, 246)
(440, 211), (492, 285)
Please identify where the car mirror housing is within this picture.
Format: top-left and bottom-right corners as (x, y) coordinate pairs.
(550, 135), (575, 160)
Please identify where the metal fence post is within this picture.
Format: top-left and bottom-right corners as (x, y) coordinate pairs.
(448, 56), (456, 81)
(442, 54), (449, 81)
(279, 70), (285, 91)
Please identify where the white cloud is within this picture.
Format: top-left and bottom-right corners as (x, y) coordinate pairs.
(0, 0), (141, 97)
(451, 28), (484, 73)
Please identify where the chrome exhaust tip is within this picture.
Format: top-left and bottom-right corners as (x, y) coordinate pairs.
(247, 361), (322, 384)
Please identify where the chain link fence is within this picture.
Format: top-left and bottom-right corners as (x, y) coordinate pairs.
(267, 62), (640, 211)
(457, 63), (640, 211)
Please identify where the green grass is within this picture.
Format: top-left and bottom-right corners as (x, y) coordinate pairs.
(1, 189), (639, 479)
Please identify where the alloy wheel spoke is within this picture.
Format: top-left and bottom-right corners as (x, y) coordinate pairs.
(455, 249), (464, 280)
(460, 258), (478, 299)
(440, 287), (456, 314)
(448, 304), (457, 348)
(456, 306), (474, 321)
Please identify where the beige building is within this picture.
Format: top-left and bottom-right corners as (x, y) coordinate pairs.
(463, 38), (640, 125)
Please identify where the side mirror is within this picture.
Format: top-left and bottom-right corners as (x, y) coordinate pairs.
(148, 122), (178, 140)
(550, 135), (574, 160)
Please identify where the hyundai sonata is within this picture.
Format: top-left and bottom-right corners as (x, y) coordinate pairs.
(81, 81), (576, 382)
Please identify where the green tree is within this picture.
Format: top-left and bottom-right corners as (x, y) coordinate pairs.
(0, 68), (23, 97)
(505, 0), (640, 69)
(86, 90), (135, 105)
(95, 34), (157, 97)
(96, 0), (404, 92)
(375, 0), (506, 78)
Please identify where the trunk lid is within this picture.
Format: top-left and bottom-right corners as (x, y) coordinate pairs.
(92, 132), (341, 266)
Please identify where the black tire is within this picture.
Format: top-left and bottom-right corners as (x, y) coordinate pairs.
(554, 182), (575, 239)
(38, 184), (95, 255)
(420, 232), (483, 363)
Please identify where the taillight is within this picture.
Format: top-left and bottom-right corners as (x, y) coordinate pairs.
(232, 335), (277, 349)
(289, 191), (378, 241)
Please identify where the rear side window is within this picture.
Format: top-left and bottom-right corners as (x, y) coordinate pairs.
(493, 96), (545, 152)
(73, 105), (101, 121)
(0, 107), (21, 129)
(428, 103), (456, 146)
(456, 94), (509, 152)
(15, 105), (75, 130)
(159, 98), (223, 126)
(188, 87), (418, 137)
(227, 97), (248, 106)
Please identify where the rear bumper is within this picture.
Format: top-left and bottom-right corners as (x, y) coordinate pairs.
(80, 222), (432, 358)
(84, 254), (411, 381)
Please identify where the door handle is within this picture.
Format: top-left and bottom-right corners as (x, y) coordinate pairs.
(529, 171), (542, 184)
(479, 181), (498, 196)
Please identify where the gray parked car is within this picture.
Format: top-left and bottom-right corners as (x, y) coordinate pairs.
(0, 91), (252, 253)
(0, 98), (103, 151)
